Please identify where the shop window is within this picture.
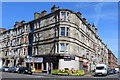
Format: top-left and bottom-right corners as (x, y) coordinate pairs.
(34, 63), (42, 69)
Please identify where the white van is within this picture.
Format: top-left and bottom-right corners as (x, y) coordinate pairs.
(95, 64), (108, 76)
(115, 68), (119, 73)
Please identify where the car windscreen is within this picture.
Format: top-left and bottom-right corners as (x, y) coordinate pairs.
(96, 66), (104, 70)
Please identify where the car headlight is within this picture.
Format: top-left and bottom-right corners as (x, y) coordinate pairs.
(16, 68), (19, 71)
(25, 70), (28, 72)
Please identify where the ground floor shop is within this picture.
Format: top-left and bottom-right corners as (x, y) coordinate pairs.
(2, 57), (26, 67)
(24, 56), (89, 73)
(1, 55), (96, 73)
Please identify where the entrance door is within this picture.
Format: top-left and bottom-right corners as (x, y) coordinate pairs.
(53, 62), (58, 69)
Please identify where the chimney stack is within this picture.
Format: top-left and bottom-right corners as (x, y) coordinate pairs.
(95, 27), (98, 36)
(34, 12), (41, 20)
(82, 18), (87, 23)
(14, 22), (20, 28)
(92, 24), (98, 35)
(76, 11), (82, 18)
(92, 24), (95, 32)
(41, 10), (47, 17)
(51, 5), (57, 13)
(87, 23), (91, 28)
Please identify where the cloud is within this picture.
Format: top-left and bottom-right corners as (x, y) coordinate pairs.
(94, 2), (104, 26)
(76, 2), (118, 26)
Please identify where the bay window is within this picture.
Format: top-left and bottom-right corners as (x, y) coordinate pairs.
(60, 27), (69, 36)
(59, 43), (69, 52)
(60, 43), (65, 52)
(60, 27), (65, 36)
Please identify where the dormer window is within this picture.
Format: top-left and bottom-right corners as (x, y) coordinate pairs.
(60, 12), (66, 21)
(61, 12), (66, 16)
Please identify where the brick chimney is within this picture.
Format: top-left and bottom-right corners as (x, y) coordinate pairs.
(41, 10), (47, 17)
(51, 5), (57, 13)
(34, 12), (41, 20)
(76, 11), (82, 18)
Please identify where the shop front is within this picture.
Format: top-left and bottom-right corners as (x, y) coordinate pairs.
(25, 57), (43, 72)
(82, 59), (88, 73)
(59, 56), (79, 70)
(43, 56), (60, 73)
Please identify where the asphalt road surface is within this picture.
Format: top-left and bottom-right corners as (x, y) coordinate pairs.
(1, 72), (119, 80)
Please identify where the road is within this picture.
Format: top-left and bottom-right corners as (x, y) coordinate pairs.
(1, 72), (119, 80)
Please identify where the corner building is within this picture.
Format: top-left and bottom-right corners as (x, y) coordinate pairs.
(0, 5), (108, 73)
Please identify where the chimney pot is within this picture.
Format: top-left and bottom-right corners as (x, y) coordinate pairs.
(77, 11), (82, 18)
(34, 12), (41, 19)
(82, 18), (87, 23)
(14, 22), (20, 28)
(87, 23), (91, 27)
(92, 24), (95, 27)
(41, 10), (47, 16)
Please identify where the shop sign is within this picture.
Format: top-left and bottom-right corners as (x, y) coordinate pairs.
(64, 56), (75, 59)
(34, 57), (43, 63)
(63, 56), (75, 61)
(25, 57), (43, 63)
(43, 56), (59, 62)
(25, 58), (32, 63)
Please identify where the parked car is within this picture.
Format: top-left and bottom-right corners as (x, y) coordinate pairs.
(95, 64), (108, 76)
(108, 69), (116, 74)
(108, 69), (114, 74)
(112, 69), (117, 74)
(115, 68), (119, 73)
(8, 67), (19, 73)
(1, 66), (9, 72)
(18, 67), (32, 75)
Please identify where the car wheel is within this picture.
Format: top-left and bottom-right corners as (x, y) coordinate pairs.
(22, 71), (25, 74)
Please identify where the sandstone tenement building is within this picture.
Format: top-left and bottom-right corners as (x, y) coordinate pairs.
(0, 5), (117, 73)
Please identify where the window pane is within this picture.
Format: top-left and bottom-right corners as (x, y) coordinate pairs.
(66, 28), (69, 36)
(66, 43), (69, 52)
(61, 12), (66, 16)
(60, 27), (65, 36)
(60, 43), (65, 52)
